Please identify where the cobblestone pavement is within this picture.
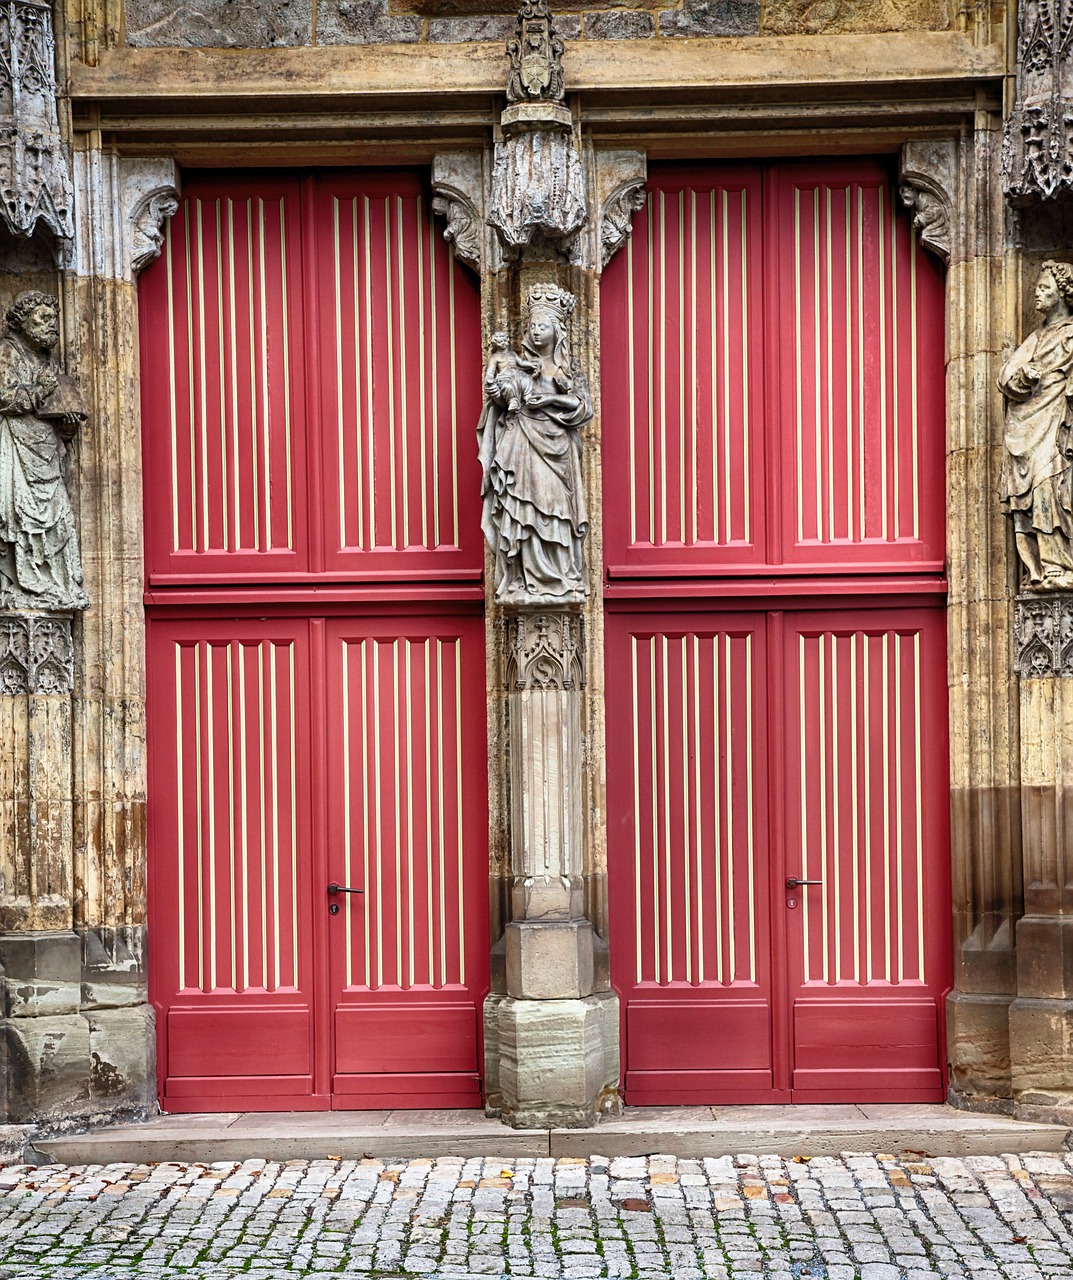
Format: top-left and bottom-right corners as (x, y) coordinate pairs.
(1, 1151), (1073, 1279)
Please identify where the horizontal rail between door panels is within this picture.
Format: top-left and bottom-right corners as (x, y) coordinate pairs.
(603, 575), (947, 607)
(144, 586), (487, 610)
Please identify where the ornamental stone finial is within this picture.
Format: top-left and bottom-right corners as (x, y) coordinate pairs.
(0, 0), (74, 241)
(488, 0), (587, 257)
(506, 0), (565, 105)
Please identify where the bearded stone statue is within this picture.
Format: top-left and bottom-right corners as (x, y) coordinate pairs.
(0, 291), (89, 611)
(1000, 260), (1073, 593)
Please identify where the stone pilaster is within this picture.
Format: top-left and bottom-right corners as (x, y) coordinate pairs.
(434, 5), (644, 1127)
(905, 125), (1024, 1109)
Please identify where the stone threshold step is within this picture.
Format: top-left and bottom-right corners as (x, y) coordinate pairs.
(32, 1104), (1070, 1164)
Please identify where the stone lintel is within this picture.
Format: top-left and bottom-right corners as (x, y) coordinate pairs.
(69, 36), (1002, 107)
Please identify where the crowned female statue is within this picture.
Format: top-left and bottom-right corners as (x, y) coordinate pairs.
(1000, 260), (1073, 592)
(478, 284), (593, 603)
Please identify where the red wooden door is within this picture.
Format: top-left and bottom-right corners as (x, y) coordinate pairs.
(603, 160), (951, 1104)
(142, 172), (488, 1112)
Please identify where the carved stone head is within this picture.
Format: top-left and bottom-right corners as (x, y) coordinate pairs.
(6, 290), (59, 353)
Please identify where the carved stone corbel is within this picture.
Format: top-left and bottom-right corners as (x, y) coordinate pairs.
(899, 139), (957, 264)
(71, 155), (180, 282)
(431, 152), (485, 273)
(596, 151), (648, 269)
(0, 0), (74, 243)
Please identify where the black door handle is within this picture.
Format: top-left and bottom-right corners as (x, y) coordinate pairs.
(327, 883), (364, 895)
(785, 877), (823, 890)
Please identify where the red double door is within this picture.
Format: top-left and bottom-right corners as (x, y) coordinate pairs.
(141, 172), (489, 1111)
(603, 160), (952, 1102)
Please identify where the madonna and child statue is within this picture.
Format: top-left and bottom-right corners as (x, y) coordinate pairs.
(478, 283), (593, 605)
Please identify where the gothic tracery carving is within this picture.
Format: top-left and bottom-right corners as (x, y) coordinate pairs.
(0, 613), (73, 693)
(505, 611), (585, 691)
(0, 0), (74, 241)
(1015, 595), (1073, 675)
(1003, 0), (1073, 200)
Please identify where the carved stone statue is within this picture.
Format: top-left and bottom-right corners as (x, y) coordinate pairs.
(478, 284), (593, 603)
(0, 291), (88, 611)
(1000, 261), (1073, 592)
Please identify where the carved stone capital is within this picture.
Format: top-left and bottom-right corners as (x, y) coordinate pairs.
(899, 139), (957, 264)
(505, 611), (586, 691)
(1015, 595), (1073, 678)
(597, 151), (648, 269)
(72, 154), (180, 282)
(0, 0), (74, 243)
(431, 152), (485, 273)
(1003, 0), (1073, 202)
(0, 615), (74, 695)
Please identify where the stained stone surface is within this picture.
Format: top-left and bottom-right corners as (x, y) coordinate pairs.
(2, 1152), (1073, 1276)
(585, 9), (656, 37)
(761, 0), (951, 34)
(315, 0), (423, 44)
(659, 0), (760, 35)
(125, 0), (313, 45)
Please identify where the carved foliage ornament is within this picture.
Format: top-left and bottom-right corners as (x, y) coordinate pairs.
(506, 0), (565, 105)
(1003, 0), (1073, 200)
(505, 611), (585, 691)
(601, 180), (647, 267)
(0, 0), (74, 240)
(0, 613), (73, 693)
(1015, 596), (1073, 676)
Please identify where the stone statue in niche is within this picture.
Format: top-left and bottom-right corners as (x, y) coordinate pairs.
(478, 284), (593, 604)
(0, 291), (88, 611)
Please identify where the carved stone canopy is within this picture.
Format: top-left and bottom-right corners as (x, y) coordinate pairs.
(1003, 0), (1073, 201)
(0, 0), (74, 241)
(488, 0), (588, 258)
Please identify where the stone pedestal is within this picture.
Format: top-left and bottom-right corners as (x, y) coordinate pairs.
(486, 608), (619, 1128)
(1009, 646), (1073, 1118)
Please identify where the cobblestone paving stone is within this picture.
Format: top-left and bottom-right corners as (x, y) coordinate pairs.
(0, 1151), (1071, 1278)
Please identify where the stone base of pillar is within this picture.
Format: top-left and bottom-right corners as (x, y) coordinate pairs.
(486, 991), (620, 1129)
(505, 920), (595, 999)
(946, 991), (1014, 1107)
(0, 929), (155, 1128)
(1010, 994), (1073, 1119)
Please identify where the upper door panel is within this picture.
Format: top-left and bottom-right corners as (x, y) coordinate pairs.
(140, 172), (484, 587)
(601, 160), (946, 580)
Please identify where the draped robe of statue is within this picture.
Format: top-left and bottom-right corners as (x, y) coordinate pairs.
(0, 329), (88, 610)
(999, 312), (1073, 589)
(478, 320), (593, 602)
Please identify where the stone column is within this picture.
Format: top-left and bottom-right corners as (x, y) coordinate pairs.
(434, 0), (646, 1128)
(901, 132), (1025, 1110)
